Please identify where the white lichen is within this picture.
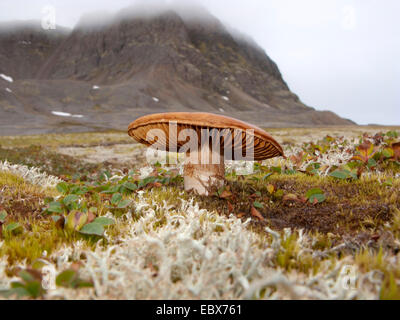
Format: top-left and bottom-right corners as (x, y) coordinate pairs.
(0, 160), (62, 188)
(37, 194), (384, 300)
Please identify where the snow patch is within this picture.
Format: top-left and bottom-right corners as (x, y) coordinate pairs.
(0, 74), (13, 83)
(221, 96), (229, 101)
(52, 111), (84, 118)
(219, 108), (225, 113)
(152, 97), (159, 102)
(5, 88), (12, 93)
(92, 85), (100, 90)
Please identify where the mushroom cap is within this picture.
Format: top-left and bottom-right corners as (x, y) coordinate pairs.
(128, 112), (284, 160)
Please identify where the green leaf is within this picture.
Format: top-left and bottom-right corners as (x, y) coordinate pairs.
(79, 222), (104, 236)
(349, 172), (358, 180)
(253, 201), (264, 209)
(93, 217), (115, 226)
(111, 193), (122, 205)
(44, 197), (54, 204)
(117, 199), (131, 209)
(18, 270), (35, 283)
(48, 201), (63, 213)
(383, 178), (393, 187)
(56, 269), (93, 289)
(4, 222), (23, 234)
(63, 194), (79, 206)
(138, 176), (157, 188)
(271, 166), (282, 174)
(329, 170), (350, 180)
(70, 185), (88, 195)
(0, 287), (30, 298)
(306, 188), (324, 198)
(101, 171), (112, 180)
(386, 131), (398, 138)
(101, 185), (121, 194)
(75, 281), (93, 288)
(51, 215), (62, 223)
(382, 148), (394, 159)
(123, 182), (138, 191)
(305, 188), (326, 204)
(56, 182), (69, 194)
(25, 281), (42, 298)
(89, 207), (98, 213)
(367, 157), (377, 168)
(306, 162), (321, 176)
(56, 270), (77, 287)
(0, 210), (7, 223)
(65, 211), (88, 231)
(10, 281), (25, 289)
(309, 193), (326, 204)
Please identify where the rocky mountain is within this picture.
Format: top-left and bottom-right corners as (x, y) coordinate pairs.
(0, 5), (354, 135)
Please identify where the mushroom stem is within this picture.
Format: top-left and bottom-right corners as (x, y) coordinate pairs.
(184, 143), (225, 196)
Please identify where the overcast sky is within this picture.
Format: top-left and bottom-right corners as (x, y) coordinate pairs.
(0, 0), (399, 125)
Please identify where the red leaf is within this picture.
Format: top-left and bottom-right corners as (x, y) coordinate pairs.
(87, 211), (96, 223)
(357, 166), (364, 178)
(150, 169), (159, 177)
(70, 262), (82, 272)
(220, 190), (233, 199)
(251, 207), (265, 221)
(298, 196), (307, 203)
(237, 212), (246, 218)
(392, 142), (400, 161)
(149, 182), (162, 188)
(55, 216), (65, 229)
(227, 202), (234, 213)
(371, 234), (380, 241)
(352, 141), (376, 164)
(289, 151), (305, 167)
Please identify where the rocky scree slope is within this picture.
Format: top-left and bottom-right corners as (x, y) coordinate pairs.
(0, 9), (354, 135)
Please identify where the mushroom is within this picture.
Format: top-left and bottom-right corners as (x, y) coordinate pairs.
(128, 112), (284, 195)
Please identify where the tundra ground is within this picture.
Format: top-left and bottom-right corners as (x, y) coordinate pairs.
(0, 126), (399, 299)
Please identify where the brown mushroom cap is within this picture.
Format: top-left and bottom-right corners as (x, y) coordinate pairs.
(128, 112), (284, 161)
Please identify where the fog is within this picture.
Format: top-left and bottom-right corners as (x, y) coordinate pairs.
(0, 0), (399, 125)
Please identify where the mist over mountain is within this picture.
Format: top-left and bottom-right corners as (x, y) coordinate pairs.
(0, 4), (354, 135)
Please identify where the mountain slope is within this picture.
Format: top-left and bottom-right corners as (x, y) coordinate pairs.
(0, 7), (354, 135)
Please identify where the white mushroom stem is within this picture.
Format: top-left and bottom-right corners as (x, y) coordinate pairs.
(183, 143), (225, 196)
